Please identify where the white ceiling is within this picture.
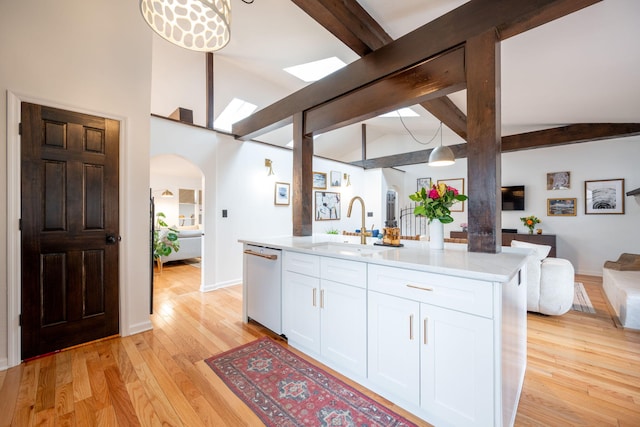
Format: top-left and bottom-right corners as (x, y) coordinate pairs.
(162, 0), (640, 163)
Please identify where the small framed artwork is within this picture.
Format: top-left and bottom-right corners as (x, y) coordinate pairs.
(313, 172), (327, 189)
(547, 171), (571, 190)
(315, 191), (341, 220)
(547, 198), (577, 216)
(417, 177), (431, 191)
(585, 178), (625, 214)
(330, 170), (342, 187)
(437, 178), (465, 212)
(274, 182), (290, 206)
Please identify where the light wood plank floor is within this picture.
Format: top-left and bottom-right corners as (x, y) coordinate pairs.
(1, 264), (639, 426)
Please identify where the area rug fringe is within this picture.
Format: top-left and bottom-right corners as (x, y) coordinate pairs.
(572, 282), (596, 314)
(205, 337), (418, 427)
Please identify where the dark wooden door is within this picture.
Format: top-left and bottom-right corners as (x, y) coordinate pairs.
(20, 102), (120, 360)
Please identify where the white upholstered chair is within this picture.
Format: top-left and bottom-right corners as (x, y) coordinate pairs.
(511, 240), (575, 315)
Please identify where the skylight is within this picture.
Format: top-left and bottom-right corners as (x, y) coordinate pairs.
(214, 98), (257, 132)
(378, 107), (420, 118)
(283, 57), (347, 82)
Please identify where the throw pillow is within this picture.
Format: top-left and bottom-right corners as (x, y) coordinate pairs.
(511, 240), (551, 260)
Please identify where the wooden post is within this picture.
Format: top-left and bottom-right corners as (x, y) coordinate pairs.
(292, 112), (313, 236)
(466, 29), (502, 253)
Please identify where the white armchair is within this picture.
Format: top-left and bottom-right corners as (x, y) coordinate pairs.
(511, 240), (575, 315)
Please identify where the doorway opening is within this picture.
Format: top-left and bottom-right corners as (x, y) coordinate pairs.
(150, 154), (204, 291)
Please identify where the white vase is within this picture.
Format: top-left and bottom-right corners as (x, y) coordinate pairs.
(429, 220), (444, 250)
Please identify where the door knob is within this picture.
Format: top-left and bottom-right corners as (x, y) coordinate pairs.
(106, 234), (120, 245)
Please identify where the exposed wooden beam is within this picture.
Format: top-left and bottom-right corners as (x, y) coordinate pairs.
(418, 97), (467, 140)
(294, 0), (469, 139)
(233, 0), (600, 140)
(356, 123), (640, 169)
(501, 123), (640, 150)
(361, 123), (366, 161)
(206, 53), (214, 129)
(290, 0), (392, 56)
(304, 47), (466, 135)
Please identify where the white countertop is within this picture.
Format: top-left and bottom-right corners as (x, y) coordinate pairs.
(240, 234), (529, 283)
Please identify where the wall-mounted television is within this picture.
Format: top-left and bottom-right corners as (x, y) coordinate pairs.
(501, 185), (525, 211)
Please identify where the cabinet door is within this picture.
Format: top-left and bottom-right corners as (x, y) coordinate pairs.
(420, 303), (494, 426)
(368, 291), (420, 405)
(320, 280), (367, 377)
(282, 271), (320, 354)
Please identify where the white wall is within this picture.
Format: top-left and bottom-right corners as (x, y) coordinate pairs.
(1, 0), (153, 369)
(399, 138), (640, 275)
(150, 117), (371, 289)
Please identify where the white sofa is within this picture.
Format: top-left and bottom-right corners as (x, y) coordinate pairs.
(161, 227), (202, 263)
(603, 254), (640, 330)
(511, 240), (575, 315)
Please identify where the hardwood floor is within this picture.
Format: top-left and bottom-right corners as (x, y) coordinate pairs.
(1, 264), (639, 426)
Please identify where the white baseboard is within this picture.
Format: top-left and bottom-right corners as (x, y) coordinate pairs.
(201, 278), (241, 293)
(125, 320), (153, 336)
(0, 357), (8, 372)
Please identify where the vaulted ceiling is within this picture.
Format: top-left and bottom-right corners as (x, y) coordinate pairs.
(208, 0), (639, 164)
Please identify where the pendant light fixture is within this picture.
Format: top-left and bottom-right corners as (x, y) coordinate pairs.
(161, 189), (174, 198)
(140, 0), (231, 52)
(428, 122), (455, 166)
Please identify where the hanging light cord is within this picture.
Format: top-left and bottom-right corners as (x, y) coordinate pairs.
(397, 112), (441, 146)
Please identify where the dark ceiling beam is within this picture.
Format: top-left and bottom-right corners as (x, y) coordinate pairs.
(419, 97), (467, 140)
(356, 123), (640, 169)
(501, 123), (640, 150)
(290, 0), (391, 56)
(304, 47), (466, 135)
(234, 0), (600, 140)
(293, 0), (469, 139)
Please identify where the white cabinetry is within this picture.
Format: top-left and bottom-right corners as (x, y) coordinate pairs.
(368, 264), (496, 427)
(368, 291), (420, 404)
(283, 252), (367, 378)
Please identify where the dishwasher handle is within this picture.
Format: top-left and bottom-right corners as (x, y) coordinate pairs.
(244, 249), (278, 260)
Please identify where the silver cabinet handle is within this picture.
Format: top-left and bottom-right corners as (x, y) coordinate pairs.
(313, 288), (317, 307)
(320, 289), (324, 309)
(424, 317), (428, 344)
(409, 314), (414, 340)
(243, 249), (277, 260)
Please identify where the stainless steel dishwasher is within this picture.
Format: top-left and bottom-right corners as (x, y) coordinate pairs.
(244, 244), (282, 334)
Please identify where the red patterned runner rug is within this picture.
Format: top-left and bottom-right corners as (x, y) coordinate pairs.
(205, 337), (419, 427)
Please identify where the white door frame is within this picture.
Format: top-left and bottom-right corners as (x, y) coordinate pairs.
(5, 91), (130, 368)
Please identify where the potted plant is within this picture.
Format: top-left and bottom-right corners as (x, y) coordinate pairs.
(153, 212), (180, 270)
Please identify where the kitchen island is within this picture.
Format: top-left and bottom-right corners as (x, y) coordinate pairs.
(240, 235), (529, 427)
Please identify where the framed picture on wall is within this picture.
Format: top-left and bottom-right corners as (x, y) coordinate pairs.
(547, 171), (571, 190)
(416, 177), (431, 191)
(274, 182), (290, 206)
(437, 178), (465, 212)
(313, 172), (327, 189)
(547, 198), (577, 216)
(330, 171), (342, 187)
(315, 191), (341, 220)
(585, 178), (625, 214)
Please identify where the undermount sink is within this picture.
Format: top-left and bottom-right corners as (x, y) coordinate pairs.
(308, 242), (394, 257)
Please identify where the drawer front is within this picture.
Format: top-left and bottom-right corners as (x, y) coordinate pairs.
(368, 264), (493, 318)
(283, 251), (320, 277)
(320, 257), (367, 288)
